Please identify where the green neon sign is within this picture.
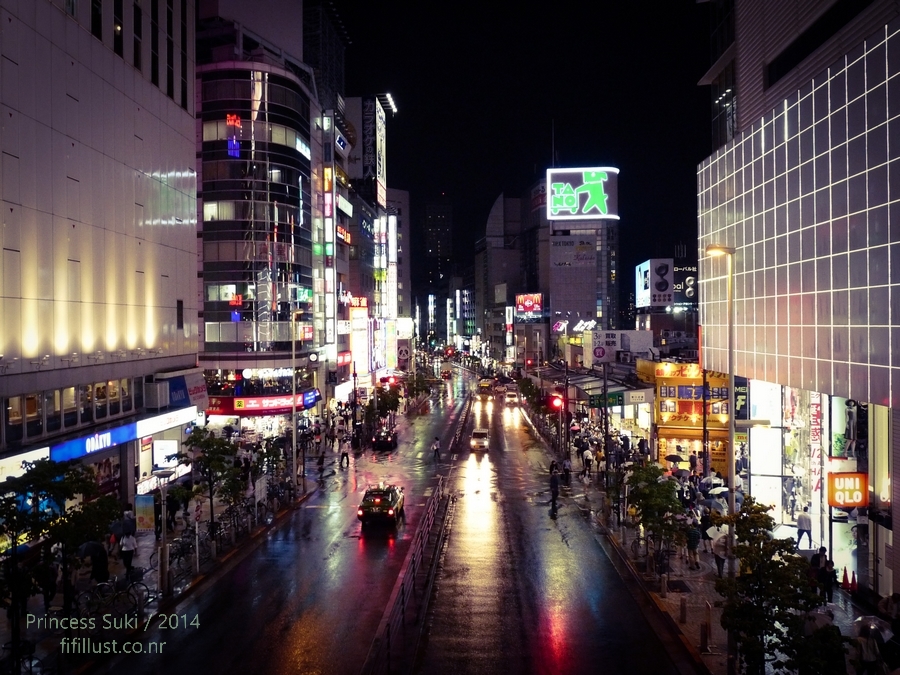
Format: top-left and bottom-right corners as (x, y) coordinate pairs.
(546, 167), (620, 221)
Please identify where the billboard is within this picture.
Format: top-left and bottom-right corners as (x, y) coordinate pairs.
(362, 96), (387, 208)
(590, 330), (654, 364)
(673, 264), (698, 308)
(550, 235), (596, 267)
(515, 293), (543, 316)
(635, 258), (674, 308)
(546, 167), (619, 221)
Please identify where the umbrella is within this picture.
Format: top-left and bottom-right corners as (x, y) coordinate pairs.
(804, 609), (835, 631)
(700, 499), (727, 514)
(77, 541), (107, 560)
(709, 486), (730, 496)
(854, 616), (893, 641)
(665, 454), (685, 463)
(673, 469), (691, 478)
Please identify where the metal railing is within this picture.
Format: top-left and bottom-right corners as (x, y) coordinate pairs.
(361, 474), (447, 675)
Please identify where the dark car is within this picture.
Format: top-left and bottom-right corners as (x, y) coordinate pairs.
(372, 427), (398, 450)
(357, 485), (405, 526)
(441, 370), (452, 379)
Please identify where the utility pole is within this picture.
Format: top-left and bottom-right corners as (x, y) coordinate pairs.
(702, 368), (710, 478)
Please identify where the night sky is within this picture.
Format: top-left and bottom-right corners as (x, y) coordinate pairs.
(341, 1), (712, 298)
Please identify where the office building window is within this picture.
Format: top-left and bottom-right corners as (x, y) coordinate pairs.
(150, 0), (159, 86)
(179, 0), (187, 109)
(66, 0), (77, 17)
(177, 299), (184, 329)
(165, 0), (174, 99)
(91, 0), (102, 40)
(133, 2), (142, 71)
(113, 0), (123, 56)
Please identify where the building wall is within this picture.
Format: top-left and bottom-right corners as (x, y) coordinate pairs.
(700, 16), (900, 409)
(0, 0), (197, 450)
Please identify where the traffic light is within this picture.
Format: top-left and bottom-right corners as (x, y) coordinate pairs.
(549, 394), (563, 410)
(526, 359), (533, 366)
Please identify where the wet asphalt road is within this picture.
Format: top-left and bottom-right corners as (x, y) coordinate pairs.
(86, 368), (681, 675)
(413, 394), (681, 675)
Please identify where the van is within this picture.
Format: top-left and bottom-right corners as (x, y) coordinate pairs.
(505, 391), (519, 405)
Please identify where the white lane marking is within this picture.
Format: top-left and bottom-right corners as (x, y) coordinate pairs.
(423, 487), (434, 497)
(417, 452), (423, 459)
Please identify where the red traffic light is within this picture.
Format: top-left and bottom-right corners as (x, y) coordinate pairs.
(526, 359), (533, 366)
(551, 396), (563, 409)
(388, 376), (396, 385)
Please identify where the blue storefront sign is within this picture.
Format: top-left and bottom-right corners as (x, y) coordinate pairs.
(303, 389), (321, 409)
(50, 422), (139, 462)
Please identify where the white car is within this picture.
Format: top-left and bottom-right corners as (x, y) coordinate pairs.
(505, 391), (518, 405)
(470, 429), (490, 451)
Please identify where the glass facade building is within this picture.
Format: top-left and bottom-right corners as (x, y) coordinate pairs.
(699, 10), (900, 598)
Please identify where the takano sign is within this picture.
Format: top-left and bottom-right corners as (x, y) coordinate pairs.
(546, 167), (619, 221)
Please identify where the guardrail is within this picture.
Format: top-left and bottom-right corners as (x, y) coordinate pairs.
(361, 474), (446, 675)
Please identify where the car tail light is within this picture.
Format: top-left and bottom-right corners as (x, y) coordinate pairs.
(374, 498), (381, 504)
(388, 508), (394, 516)
(357, 509), (363, 516)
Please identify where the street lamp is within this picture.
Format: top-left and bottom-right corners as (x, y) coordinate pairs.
(291, 311), (306, 496)
(153, 469), (175, 596)
(707, 242), (736, 675)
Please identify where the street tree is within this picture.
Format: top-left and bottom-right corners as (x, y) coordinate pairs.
(713, 497), (829, 674)
(624, 464), (683, 552)
(0, 459), (119, 667)
(178, 427), (241, 539)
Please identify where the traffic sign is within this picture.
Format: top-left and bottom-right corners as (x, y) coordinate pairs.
(588, 393), (624, 408)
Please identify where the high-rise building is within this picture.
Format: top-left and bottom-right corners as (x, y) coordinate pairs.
(0, 0), (201, 502)
(424, 198), (453, 290)
(195, 4), (323, 435)
(698, 0), (900, 597)
(386, 188), (412, 318)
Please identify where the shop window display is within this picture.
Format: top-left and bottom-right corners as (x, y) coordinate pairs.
(5, 396), (23, 444)
(79, 384), (93, 424)
(62, 387), (77, 427)
(25, 393), (42, 438)
(108, 380), (120, 415)
(94, 382), (108, 419)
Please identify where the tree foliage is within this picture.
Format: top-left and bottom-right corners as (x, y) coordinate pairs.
(179, 427), (241, 533)
(624, 464), (683, 546)
(713, 497), (830, 674)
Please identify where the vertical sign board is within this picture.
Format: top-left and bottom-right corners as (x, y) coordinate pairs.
(827, 473), (868, 508)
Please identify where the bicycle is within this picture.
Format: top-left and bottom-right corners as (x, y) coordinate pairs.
(0, 639), (45, 675)
(76, 576), (140, 626)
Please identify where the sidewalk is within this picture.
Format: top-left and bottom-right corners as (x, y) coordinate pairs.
(0, 486), (316, 672)
(523, 407), (878, 675)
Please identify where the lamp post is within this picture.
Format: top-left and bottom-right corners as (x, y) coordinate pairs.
(707, 242), (736, 675)
(291, 310), (305, 496)
(153, 469), (175, 596)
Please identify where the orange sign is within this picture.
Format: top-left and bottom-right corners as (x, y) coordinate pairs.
(827, 473), (868, 508)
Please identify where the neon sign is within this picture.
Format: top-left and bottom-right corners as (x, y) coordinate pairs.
(546, 167), (619, 221)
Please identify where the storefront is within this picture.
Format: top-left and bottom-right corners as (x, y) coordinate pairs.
(48, 406), (199, 503)
(205, 389), (322, 444)
(745, 380), (892, 598)
(650, 361), (730, 475)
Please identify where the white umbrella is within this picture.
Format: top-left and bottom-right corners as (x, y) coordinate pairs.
(709, 486), (730, 495)
(854, 616), (893, 642)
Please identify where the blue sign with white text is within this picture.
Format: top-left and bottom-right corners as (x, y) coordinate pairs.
(50, 422), (138, 462)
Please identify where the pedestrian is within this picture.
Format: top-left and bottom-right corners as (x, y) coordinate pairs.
(432, 437), (441, 462)
(796, 506), (812, 549)
(549, 459), (559, 475)
(817, 560), (837, 603)
(166, 492), (179, 532)
(562, 457), (572, 486)
(596, 451), (607, 483)
(689, 450), (698, 474)
(700, 507), (713, 553)
(119, 531), (137, 577)
(317, 450), (325, 474)
(878, 593), (900, 623)
(712, 533), (727, 578)
(686, 521), (702, 570)
(550, 470), (560, 508)
(153, 495), (162, 542)
(853, 624), (884, 675)
(583, 448), (594, 480)
(89, 544), (109, 585)
(340, 436), (350, 468)
(32, 547), (58, 613)
(810, 546), (828, 570)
